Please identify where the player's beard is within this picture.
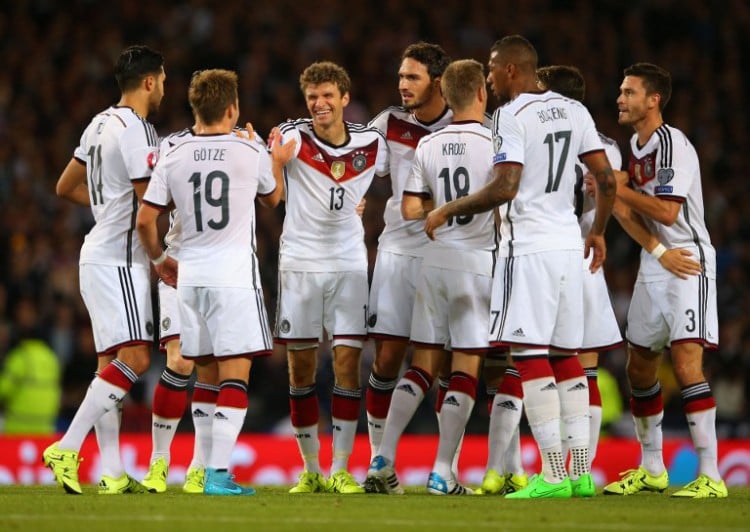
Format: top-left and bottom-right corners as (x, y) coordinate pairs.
(402, 85), (433, 111)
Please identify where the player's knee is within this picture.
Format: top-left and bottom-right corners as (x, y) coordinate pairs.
(168, 355), (194, 376)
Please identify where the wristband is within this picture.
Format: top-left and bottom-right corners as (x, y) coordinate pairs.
(650, 243), (667, 260)
(151, 251), (167, 266)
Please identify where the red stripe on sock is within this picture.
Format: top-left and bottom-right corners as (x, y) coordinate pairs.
(587, 376), (602, 407)
(435, 385), (447, 413)
(549, 355), (584, 382)
(403, 367), (433, 395)
(192, 386), (218, 404)
(332, 392), (360, 421)
(684, 395), (716, 414)
(98, 362), (135, 391)
(152, 382), (188, 418)
(498, 371), (523, 399)
(217, 387), (248, 409)
(366, 387), (392, 418)
(630, 393), (664, 417)
(514, 357), (554, 382)
(448, 372), (478, 400)
(290, 394), (319, 427)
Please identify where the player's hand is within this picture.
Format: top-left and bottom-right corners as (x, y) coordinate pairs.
(269, 127), (297, 165)
(424, 206), (449, 240)
(613, 169), (630, 186)
(156, 257), (178, 288)
(583, 172), (596, 197)
(356, 197), (366, 218)
(659, 248), (702, 279)
(584, 233), (607, 273)
(234, 122), (256, 141)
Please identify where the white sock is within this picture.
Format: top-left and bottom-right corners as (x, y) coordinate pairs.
(433, 391), (474, 479)
(293, 424), (321, 474)
(686, 408), (720, 480)
(487, 393), (523, 472)
(59, 376), (126, 452)
(588, 405), (602, 468)
(503, 426), (524, 476)
(378, 376), (427, 463)
(633, 412), (666, 476)
(522, 376), (566, 483)
(95, 405), (124, 478)
(331, 418), (358, 474)
(150, 414), (180, 464)
(557, 375), (590, 479)
(208, 406), (246, 470)
(189, 401), (215, 469)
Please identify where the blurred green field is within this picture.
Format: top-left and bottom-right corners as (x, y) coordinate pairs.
(1, 485), (748, 532)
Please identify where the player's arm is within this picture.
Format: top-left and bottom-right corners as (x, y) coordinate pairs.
(401, 192), (432, 220)
(613, 197), (701, 279)
(262, 126), (297, 207)
(56, 158), (90, 206)
(424, 163), (520, 240)
(136, 201), (178, 288)
(615, 171), (681, 226)
(580, 151), (616, 272)
(132, 179), (150, 202)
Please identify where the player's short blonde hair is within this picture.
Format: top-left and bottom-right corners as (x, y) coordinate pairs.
(189, 69), (238, 125)
(299, 61), (351, 96)
(441, 59), (485, 112)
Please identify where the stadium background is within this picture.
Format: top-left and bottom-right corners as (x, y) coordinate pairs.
(0, 0), (748, 482)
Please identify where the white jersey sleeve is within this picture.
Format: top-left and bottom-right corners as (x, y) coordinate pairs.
(577, 133), (621, 237)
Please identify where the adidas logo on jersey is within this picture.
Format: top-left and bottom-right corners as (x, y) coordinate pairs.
(443, 395), (461, 407)
(312, 153), (325, 162)
(568, 382), (588, 391)
(192, 409), (209, 418)
(397, 383), (416, 396)
(540, 382), (557, 392)
(400, 131), (413, 140)
(495, 400), (519, 411)
(511, 328), (525, 337)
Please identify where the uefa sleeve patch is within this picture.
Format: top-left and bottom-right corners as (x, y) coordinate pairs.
(493, 153), (507, 164)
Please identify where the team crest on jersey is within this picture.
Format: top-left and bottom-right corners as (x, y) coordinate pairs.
(161, 317), (171, 331)
(352, 153), (367, 172)
(147, 150), (159, 170)
(655, 167), (675, 194)
(629, 149), (657, 186)
(279, 319), (291, 334)
(330, 161), (346, 180)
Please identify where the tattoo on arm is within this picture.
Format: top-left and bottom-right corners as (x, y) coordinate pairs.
(445, 165), (520, 218)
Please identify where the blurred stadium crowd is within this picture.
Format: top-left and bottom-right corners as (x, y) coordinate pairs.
(0, 0), (748, 437)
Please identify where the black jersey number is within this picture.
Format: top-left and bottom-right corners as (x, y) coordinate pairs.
(438, 166), (474, 226)
(86, 145), (105, 205)
(543, 130), (572, 193)
(189, 171), (229, 231)
(329, 186), (345, 211)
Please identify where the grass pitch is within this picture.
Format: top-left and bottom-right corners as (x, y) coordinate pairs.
(1, 485), (748, 532)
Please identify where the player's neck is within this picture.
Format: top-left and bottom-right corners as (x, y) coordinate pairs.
(634, 113), (664, 146)
(413, 99), (448, 124)
(117, 94), (149, 119)
(313, 121), (348, 146)
(451, 107), (483, 123)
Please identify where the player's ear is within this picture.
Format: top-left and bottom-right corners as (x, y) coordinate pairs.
(341, 91), (350, 107)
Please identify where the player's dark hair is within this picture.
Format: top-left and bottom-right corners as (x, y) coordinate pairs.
(537, 65), (585, 102)
(402, 42), (451, 80)
(441, 59), (484, 111)
(299, 61), (351, 96)
(623, 62), (672, 111)
(115, 45), (164, 93)
(189, 69), (238, 125)
(490, 35), (538, 74)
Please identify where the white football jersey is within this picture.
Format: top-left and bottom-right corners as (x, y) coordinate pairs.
(74, 106), (159, 268)
(158, 128), (195, 260)
(577, 133), (622, 237)
(277, 119), (389, 272)
(492, 91), (604, 256)
(404, 121), (498, 275)
(369, 106), (453, 254)
(627, 124), (716, 280)
(143, 134), (276, 288)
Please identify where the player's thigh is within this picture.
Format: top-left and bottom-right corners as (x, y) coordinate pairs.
(410, 265), (449, 347)
(177, 285), (212, 358)
(79, 263), (154, 353)
(447, 270), (492, 351)
(551, 250), (584, 351)
(275, 270), (323, 341)
(206, 287), (273, 357)
(158, 280), (181, 349)
(325, 270), (368, 337)
(626, 281), (669, 351)
(580, 263), (622, 351)
(368, 250), (421, 338)
(662, 275), (718, 348)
